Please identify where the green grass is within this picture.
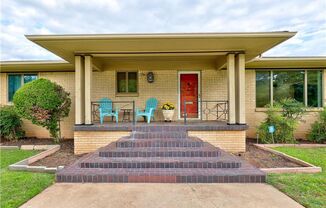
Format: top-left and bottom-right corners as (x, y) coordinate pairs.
(0, 149), (54, 208)
(267, 147), (326, 208)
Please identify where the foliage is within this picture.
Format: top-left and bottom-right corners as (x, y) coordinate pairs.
(308, 107), (326, 143)
(13, 78), (71, 143)
(0, 149), (54, 208)
(257, 98), (306, 144)
(161, 102), (175, 110)
(268, 147), (326, 208)
(0, 105), (25, 140)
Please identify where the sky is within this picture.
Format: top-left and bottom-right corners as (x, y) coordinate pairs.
(0, 0), (325, 61)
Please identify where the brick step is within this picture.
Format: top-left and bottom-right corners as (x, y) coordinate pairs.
(99, 146), (220, 158)
(79, 157), (242, 169)
(132, 125), (187, 132)
(130, 131), (188, 139)
(116, 137), (204, 148)
(56, 167), (265, 183)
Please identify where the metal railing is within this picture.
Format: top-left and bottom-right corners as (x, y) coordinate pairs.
(91, 101), (135, 124)
(183, 100), (228, 124)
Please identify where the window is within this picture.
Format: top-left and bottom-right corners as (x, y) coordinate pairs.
(308, 71), (323, 107)
(256, 70), (323, 108)
(256, 71), (270, 107)
(273, 71), (304, 103)
(8, 74), (37, 102)
(116, 72), (138, 94)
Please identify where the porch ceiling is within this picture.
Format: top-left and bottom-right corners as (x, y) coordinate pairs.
(26, 32), (296, 65)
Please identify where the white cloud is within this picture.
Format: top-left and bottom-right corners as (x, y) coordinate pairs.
(0, 0), (325, 60)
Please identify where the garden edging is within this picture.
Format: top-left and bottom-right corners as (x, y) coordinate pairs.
(254, 144), (323, 174)
(7, 145), (62, 173)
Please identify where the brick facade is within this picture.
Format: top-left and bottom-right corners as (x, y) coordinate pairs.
(0, 68), (325, 143)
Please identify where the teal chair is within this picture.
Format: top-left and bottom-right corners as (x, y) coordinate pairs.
(99, 98), (119, 124)
(135, 98), (158, 123)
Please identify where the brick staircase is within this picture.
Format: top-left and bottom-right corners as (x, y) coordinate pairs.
(56, 126), (266, 183)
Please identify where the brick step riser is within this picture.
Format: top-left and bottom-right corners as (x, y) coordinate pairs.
(116, 141), (204, 148)
(132, 127), (187, 132)
(99, 151), (220, 158)
(56, 174), (265, 183)
(130, 133), (188, 139)
(80, 162), (241, 169)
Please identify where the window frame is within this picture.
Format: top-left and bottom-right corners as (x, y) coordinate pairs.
(255, 69), (324, 109)
(115, 70), (139, 96)
(7, 73), (38, 103)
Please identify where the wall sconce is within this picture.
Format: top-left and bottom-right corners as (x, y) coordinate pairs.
(147, 72), (154, 83)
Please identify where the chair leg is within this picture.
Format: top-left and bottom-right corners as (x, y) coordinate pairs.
(100, 115), (103, 124)
(147, 116), (150, 124)
(115, 115), (119, 123)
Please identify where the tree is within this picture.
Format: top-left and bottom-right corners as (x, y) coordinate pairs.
(13, 78), (71, 143)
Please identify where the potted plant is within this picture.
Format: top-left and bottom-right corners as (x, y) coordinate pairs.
(161, 102), (175, 122)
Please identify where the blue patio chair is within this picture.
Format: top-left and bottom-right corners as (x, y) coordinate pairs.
(99, 98), (119, 124)
(135, 98), (158, 123)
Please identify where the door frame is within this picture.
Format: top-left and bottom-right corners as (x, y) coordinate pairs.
(177, 71), (201, 120)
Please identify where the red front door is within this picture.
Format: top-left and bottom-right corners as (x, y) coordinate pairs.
(180, 74), (199, 118)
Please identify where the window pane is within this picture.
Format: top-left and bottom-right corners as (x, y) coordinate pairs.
(273, 71), (304, 103)
(307, 71), (323, 107)
(24, 74), (37, 83)
(256, 71), (270, 107)
(8, 75), (22, 101)
(128, 72), (137, 93)
(117, 72), (126, 93)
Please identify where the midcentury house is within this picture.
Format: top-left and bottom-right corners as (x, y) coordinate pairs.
(1, 32), (325, 155)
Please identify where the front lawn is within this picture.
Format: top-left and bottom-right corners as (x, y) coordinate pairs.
(0, 149), (54, 208)
(267, 147), (326, 208)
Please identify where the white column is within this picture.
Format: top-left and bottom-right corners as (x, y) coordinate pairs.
(84, 55), (93, 125)
(227, 53), (236, 124)
(75, 56), (85, 125)
(235, 53), (246, 124)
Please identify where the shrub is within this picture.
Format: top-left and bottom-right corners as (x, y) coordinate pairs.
(0, 105), (25, 140)
(257, 98), (306, 144)
(13, 78), (71, 143)
(308, 107), (326, 143)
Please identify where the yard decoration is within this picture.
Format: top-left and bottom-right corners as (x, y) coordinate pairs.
(161, 102), (175, 122)
(13, 78), (71, 143)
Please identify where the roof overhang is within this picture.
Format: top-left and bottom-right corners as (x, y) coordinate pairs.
(246, 57), (326, 69)
(25, 32), (296, 65)
(0, 60), (74, 72)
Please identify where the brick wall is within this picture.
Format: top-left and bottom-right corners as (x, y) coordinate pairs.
(245, 70), (325, 139)
(188, 130), (246, 152)
(74, 131), (130, 154)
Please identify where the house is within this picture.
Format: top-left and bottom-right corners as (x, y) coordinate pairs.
(0, 32), (325, 155)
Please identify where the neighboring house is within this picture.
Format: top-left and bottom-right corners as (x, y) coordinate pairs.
(0, 32), (325, 154)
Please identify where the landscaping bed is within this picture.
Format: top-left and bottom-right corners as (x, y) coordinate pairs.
(236, 141), (303, 168)
(1, 138), (83, 167)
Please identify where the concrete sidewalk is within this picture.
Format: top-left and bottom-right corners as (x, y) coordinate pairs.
(21, 183), (303, 208)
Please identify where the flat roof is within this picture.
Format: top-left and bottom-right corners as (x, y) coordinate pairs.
(25, 32), (296, 63)
(0, 60), (74, 72)
(247, 56), (326, 69)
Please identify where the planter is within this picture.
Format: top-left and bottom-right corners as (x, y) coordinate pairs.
(162, 110), (174, 122)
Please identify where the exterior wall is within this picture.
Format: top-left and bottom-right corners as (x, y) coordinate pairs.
(0, 72), (75, 139)
(188, 130), (246, 152)
(74, 131), (130, 154)
(245, 69), (326, 139)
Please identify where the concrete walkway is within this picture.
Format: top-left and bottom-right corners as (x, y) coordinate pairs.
(21, 183), (303, 208)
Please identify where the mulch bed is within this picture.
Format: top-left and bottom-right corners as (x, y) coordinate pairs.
(2, 138), (304, 169)
(235, 141), (302, 168)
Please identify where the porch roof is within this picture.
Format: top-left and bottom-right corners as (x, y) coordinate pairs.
(25, 32), (296, 64)
(0, 60), (74, 72)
